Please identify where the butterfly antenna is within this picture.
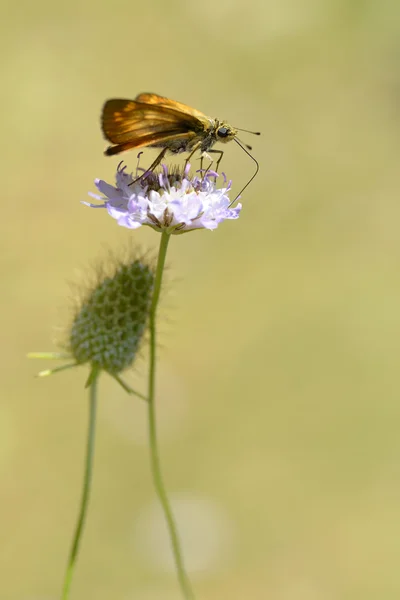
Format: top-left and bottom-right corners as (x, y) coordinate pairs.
(235, 127), (261, 136)
(232, 137), (260, 203)
(232, 129), (260, 151)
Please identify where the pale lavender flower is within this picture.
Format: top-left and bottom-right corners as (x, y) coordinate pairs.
(84, 162), (242, 234)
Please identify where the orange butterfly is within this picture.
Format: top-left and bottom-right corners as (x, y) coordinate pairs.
(102, 93), (260, 180)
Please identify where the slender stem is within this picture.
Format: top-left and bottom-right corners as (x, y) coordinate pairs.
(148, 232), (195, 600)
(61, 365), (99, 600)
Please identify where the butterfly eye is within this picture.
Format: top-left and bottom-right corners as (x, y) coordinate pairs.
(217, 127), (230, 138)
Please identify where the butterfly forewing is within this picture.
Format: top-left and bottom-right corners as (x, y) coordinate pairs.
(134, 93), (210, 121)
(102, 99), (205, 145)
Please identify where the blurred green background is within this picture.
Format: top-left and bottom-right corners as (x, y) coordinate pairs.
(2, 0), (400, 598)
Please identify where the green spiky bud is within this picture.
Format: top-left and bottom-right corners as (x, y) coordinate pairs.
(68, 257), (154, 375)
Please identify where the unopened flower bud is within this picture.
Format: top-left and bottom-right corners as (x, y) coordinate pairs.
(68, 257), (154, 375)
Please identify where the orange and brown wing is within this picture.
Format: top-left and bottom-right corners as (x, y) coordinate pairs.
(134, 92), (210, 121)
(101, 98), (202, 155)
(103, 131), (198, 156)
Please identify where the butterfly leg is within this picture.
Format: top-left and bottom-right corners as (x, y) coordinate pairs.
(200, 154), (216, 181)
(130, 148), (169, 185)
(198, 152), (214, 180)
(207, 149), (224, 173)
(184, 142), (202, 172)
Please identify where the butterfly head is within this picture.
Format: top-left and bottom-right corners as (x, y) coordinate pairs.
(215, 122), (238, 143)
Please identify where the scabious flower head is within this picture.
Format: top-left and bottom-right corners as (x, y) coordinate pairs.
(85, 161), (242, 234)
(67, 253), (154, 375)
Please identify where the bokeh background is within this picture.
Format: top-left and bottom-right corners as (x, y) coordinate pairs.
(2, 0), (400, 598)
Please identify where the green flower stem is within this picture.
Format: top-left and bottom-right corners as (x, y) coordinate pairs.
(61, 365), (100, 600)
(148, 231), (195, 600)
